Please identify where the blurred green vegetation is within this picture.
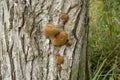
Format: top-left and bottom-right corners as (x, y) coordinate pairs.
(89, 0), (120, 79)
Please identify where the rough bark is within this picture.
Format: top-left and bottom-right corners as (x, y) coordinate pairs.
(0, 0), (89, 80)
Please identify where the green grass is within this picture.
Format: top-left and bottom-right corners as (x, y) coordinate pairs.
(89, 0), (120, 79)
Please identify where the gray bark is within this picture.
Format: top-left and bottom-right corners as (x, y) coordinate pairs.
(0, 0), (89, 80)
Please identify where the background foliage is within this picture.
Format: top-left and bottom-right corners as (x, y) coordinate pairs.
(89, 0), (120, 79)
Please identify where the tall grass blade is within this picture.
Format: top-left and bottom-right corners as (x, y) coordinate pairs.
(92, 58), (107, 80)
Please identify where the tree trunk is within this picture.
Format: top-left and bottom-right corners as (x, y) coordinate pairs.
(0, 0), (89, 80)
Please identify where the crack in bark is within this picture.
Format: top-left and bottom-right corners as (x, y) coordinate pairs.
(29, 0), (31, 5)
(63, 47), (67, 55)
(18, 27), (22, 35)
(47, 0), (54, 13)
(20, 35), (25, 54)
(41, 53), (44, 80)
(23, 0), (27, 4)
(35, 9), (43, 17)
(19, 51), (24, 79)
(29, 8), (38, 37)
(40, 0), (46, 9)
(9, 5), (14, 30)
(33, 37), (42, 56)
(3, 23), (9, 52)
(25, 46), (29, 63)
(0, 61), (2, 80)
(30, 57), (34, 80)
(72, 0), (83, 42)
(5, 0), (9, 10)
(46, 54), (49, 80)
(8, 41), (16, 80)
(21, 7), (25, 28)
(69, 41), (77, 80)
(23, 3), (39, 37)
(2, 7), (4, 23)
(30, 22), (35, 37)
